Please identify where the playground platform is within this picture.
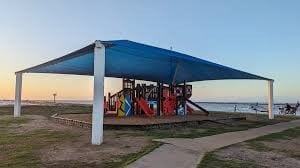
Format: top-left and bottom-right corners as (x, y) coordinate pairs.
(56, 113), (246, 129)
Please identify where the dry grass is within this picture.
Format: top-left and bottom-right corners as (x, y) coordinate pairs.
(199, 127), (300, 168)
(0, 114), (154, 168)
(1, 106), (299, 168)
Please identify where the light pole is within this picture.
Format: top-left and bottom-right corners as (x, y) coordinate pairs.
(53, 93), (57, 103)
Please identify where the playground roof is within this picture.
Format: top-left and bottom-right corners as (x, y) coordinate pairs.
(18, 40), (270, 84)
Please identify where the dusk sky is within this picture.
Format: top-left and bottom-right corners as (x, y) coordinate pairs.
(0, 0), (299, 103)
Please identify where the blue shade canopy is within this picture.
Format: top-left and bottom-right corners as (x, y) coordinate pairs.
(18, 40), (270, 84)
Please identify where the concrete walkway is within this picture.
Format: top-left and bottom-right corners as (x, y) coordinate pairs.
(128, 120), (300, 168)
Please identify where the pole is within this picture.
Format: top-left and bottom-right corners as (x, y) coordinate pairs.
(53, 93), (57, 103)
(157, 81), (161, 116)
(268, 80), (274, 119)
(183, 80), (187, 115)
(14, 73), (23, 117)
(91, 40), (105, 145)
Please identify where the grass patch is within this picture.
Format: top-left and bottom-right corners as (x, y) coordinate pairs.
(103, 141), (162, 168)
(0, 116), (30, 128)
(198, 152), (259, 168)
(200, 127), (300, 168)
(116, 120), (284, 139)
(246, 127), (300, 158)
(0, 105), (92, 117)
(248, 127), (300, 143)
(0, 129), (78, 168)
(247, 141), (273, 152)
(117, 120), (286, 139)
(274, 114), (300, 121)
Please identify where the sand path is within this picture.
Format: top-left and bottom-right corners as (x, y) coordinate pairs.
(128, 119), (300, 168)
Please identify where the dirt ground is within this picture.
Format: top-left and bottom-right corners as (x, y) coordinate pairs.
(262, 138), (300, 156)
(0, 115), (152, 167)
(213, 137), (300, 168)
(1, 105), (299, 168)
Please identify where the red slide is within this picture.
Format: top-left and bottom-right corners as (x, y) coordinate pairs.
(136, 98), (155, 117)
(187, 105), (194, 114)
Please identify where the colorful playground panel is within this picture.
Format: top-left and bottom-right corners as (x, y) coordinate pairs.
(105, 78), (208, 117)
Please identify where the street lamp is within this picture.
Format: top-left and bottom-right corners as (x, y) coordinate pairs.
(53, 93), (57, 103)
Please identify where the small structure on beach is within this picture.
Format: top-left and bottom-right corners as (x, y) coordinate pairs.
(13, 40), (274, 145)
(53, 93), (57, 103)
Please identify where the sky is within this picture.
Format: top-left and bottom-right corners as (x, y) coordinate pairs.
(0, 0), (299, 103)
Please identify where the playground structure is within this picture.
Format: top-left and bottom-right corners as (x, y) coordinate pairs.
(105, 78), (209, 117)
(14, 40), (274, 145)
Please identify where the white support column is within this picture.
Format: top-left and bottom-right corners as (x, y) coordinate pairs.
(14, 73), (23, 117)
(91, 41), (105, 145)
(267, 80), (274, 119)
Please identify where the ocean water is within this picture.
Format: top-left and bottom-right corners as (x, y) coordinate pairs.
(0, 100), (93, 106)
(197, 102), (300, 115)
(0, 100), (42, 106)
(1, 100), (299, 116)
